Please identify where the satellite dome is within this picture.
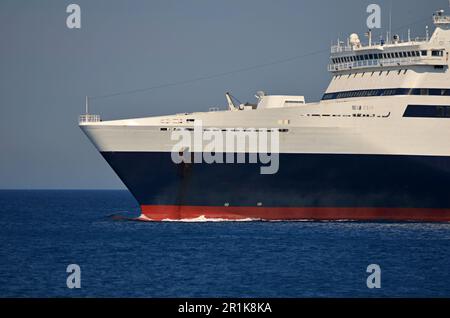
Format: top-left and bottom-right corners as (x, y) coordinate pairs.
(349, 33), (361, 47)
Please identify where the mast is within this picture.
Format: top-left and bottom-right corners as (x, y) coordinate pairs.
(85, 96), (89, 115)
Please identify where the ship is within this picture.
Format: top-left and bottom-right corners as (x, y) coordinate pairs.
(80, 9), (450, 222)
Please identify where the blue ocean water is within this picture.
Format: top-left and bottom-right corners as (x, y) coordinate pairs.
(0, 190), (449, 298)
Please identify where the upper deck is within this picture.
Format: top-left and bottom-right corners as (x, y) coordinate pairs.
(328, 10), (450, 73)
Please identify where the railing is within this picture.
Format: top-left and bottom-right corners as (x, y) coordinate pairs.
(434, 15), (450, 25)
(79, 114), (101, 123)
(327, 56), (435, 72)
(331, 38), (429, 54)
(331, 45), (354, 53)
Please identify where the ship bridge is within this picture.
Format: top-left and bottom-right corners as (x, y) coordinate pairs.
(328, 10), (450, 73)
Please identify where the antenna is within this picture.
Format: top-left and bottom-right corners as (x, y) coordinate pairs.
(85, 96), (89, 114)
(389, 0), (392, 43)
(426, 25), (429, 41)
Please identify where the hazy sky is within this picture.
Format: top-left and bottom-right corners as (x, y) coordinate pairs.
(0, 0), (446, 189)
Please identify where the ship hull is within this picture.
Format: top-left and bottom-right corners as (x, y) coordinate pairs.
(101, 152), (450, 221)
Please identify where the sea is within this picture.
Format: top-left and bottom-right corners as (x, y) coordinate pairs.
(0, 190), (449, 298)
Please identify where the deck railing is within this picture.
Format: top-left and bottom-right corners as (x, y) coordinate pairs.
(79, 114), (101, 123)
(327, 56), (439, 72)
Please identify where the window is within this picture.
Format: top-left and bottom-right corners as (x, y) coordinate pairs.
(421, 50), (428, 56)
(285, 100), (305, 104)
(432, 50), (444, 57)
(186, 119), (195, 122)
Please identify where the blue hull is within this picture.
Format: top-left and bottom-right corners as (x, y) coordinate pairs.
(100, 152), (450, 210)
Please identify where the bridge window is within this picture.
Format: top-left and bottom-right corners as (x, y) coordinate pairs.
(432, 50), (444, 57)
(421, 50), (428, 56)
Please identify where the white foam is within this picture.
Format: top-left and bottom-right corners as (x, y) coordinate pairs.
(136, 214), (153, 222)
(136, 214), (361, 223)
(137, 214), (260, 222)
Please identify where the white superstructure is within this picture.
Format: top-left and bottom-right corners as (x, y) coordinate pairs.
(80, 9), (450, 157)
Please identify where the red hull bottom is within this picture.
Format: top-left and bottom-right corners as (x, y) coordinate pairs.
(140, 205), (450, 222)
